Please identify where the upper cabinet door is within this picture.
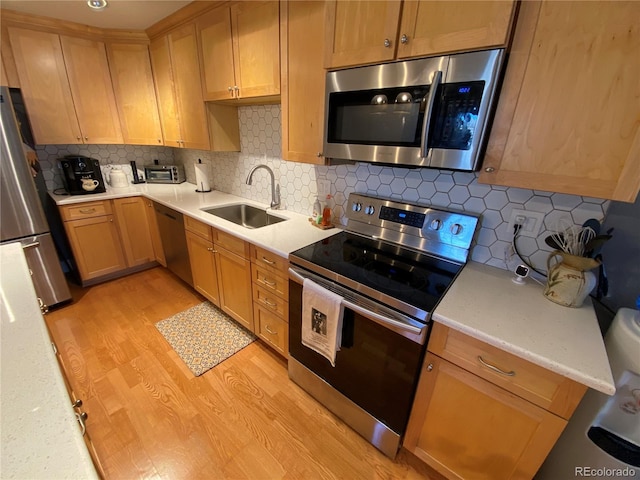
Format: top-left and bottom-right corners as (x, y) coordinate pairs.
(397, 0), (515, 59)
(106, 43), (164, 146)
(197, 7), (237, 101)
(231, 1), (280, 98)
(149, 36), (181, 147)
(59, 36), (123, 144)
(168, 24), (211, 150)
(281, 0), (327, 164)
(480, 1), (640, 202)
(7, 27), (81, 144)
(324, 0), (402, 69)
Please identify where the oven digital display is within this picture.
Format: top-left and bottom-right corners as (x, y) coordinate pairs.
(379, 206), (425, 227)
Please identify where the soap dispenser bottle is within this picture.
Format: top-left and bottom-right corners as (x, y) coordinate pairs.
(312, 197), (322, 224)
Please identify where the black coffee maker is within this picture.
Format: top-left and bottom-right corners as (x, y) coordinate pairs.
(59, 155), (106, 195)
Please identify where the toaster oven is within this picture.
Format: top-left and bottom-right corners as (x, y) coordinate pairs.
(144, 165), (185, 184)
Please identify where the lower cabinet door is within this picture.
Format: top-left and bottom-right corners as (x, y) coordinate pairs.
(112, 197), (155, 267)
(64, 214), (127, 280)
(404, 352), (567, 480)
(215, 246), (254, 331)
(185, 230), (220, 306)
(254, 304), (287, 357)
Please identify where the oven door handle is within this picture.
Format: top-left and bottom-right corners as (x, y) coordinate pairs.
(289, 267), (428, 344)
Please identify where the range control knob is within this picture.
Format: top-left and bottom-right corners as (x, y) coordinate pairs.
(451, 223), (463, 235)
(352, 202), (362, 212)
(430, 219), (442, 230)
(365, 205), (376, 215)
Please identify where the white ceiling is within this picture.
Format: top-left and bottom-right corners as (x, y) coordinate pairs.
(1, 1), (192, 30)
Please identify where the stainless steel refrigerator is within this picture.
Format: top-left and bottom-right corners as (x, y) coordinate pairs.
(1, 86), (71, 308)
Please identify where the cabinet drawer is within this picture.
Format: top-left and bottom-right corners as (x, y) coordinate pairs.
(184, 215), (213, 242)
(254, 305), (288, 357)
(60, 200), (112, 221)
(252, 283), (288, 321)
(428, 323), (586, 419)
(251, 245), (288, 274)
(214, 229), (249, 258)
(252, 264), (288, 301)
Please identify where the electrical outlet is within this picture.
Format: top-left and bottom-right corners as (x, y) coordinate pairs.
(317, 179), (331, 197)
(507, 209), (545, 238)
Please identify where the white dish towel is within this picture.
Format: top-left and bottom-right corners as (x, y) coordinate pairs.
(301, 278), (344, 367)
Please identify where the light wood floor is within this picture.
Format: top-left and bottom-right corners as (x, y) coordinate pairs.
(46, 267), (445, 480)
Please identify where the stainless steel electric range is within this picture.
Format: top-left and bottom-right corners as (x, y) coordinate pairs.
(288, 193), (479, 458)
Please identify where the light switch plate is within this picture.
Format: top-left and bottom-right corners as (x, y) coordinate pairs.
(317, 179), (331, 197)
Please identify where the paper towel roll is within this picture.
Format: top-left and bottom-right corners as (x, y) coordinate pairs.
(194, 162), (211, 192)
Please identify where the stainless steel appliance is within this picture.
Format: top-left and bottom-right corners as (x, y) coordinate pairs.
(153, 202), (193, 287)
(144, 164), (185, 184)
(0, 86), (71, 308)
(288, 193), (479, 458)
(323, 49), (504, 170)
(59, 155), (106, 195)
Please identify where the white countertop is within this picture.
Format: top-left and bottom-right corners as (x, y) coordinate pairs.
(50, 183), (339, 257)
(0, 243), (99, 479)
(433, 262), (615, 395)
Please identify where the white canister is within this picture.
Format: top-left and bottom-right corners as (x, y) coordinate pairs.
(108, 167), (128, 188)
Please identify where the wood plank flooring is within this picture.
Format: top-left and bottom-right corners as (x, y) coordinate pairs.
(46, 267), (445, 480)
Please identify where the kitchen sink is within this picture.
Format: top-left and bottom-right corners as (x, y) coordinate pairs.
(202, 204), (287, 229)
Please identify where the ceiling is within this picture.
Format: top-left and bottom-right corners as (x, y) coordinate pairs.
(1, 1), (192, 30)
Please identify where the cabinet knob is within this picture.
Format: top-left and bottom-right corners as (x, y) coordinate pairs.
(484, 166), (496, 173)
(427, 363), (433, 372)
(72, 399), (83, 408)
(76, 136), (81, 141)
(158, 139), (162, 143)
(228, 86), (233, 92)
(400, 34), (408, 44)
(316, 152), (323, 157)
(384, 38), (391, 48)
(84, 136), (88, 141)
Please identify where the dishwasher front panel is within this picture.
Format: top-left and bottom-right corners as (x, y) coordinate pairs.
(153, 202), (193, 287)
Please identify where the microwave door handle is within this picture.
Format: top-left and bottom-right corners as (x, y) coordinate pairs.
(420, 70), (443, 158)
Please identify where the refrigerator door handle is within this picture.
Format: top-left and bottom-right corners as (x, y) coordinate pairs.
(22, 241), (40, 249)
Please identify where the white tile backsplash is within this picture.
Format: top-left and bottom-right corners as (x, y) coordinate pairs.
(37, 104), (610, 273)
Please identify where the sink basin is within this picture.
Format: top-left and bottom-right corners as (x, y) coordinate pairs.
(202, 204), (287, 229)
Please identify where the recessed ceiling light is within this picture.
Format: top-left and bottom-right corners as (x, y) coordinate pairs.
(87, 0), (108, 11)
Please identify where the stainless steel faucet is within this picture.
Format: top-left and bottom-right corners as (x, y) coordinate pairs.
(246, 164), (281, 209)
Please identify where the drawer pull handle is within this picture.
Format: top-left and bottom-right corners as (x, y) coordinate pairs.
(262, 256), (276, 265)
(79, 208), (96, 214)
(264, 299), (277, 308)
(265, 325), (277, 335)
(478, 356), (516, 377)
(262, 278), (276, 287)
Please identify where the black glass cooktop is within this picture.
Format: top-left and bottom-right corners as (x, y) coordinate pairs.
(290, 231), (462, 315)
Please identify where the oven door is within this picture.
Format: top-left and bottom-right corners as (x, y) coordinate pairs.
(288, 266), (429, 455)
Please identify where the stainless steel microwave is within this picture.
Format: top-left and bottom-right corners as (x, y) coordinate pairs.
(323, 49), (504, 171)
(144, 164), (185, 184)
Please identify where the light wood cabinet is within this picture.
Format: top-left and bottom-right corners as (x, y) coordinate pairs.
(479, 0), (640, 203)
(59, 35), (123, 144)
(281, 0), (327, 164)
(112, 197), (156, 268)
(106, 42), (164, 146)
(184, 217), (254, 331)
(60, 198), (158, 284)
(150, 27), (210, 150)
(61, 207), (127, 281)
(7, 27), (83, 144)
(185, 230), (220, 306)
(404, 323), (587, 479)
(324, 0), (515, 69)
(215, 243), (254, 332)
(8, 27), (125, 145)
(197, 1), (280, 101)
(250, 245), (289, 357)
(144, 199), (166, 267)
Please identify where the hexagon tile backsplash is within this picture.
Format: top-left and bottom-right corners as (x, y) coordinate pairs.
(36, 104), (610, 274)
